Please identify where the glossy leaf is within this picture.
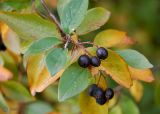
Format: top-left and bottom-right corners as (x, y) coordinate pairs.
(1, 81), (33, 102)
(119, 95), (140, 114)
(101, 50), (132, 88)
(25, 37), (61, 56)
(0, 12), (60, 40)
(0, 65), (13, 82)
(45, 48), (67, 76)
(77, 7), (110, 35)
(24, 101), (53, 114)
(94, 29), (133, 48)
(79, 75), (108, 114)
(57, 0), (88, 33)
(117, 49), (153, 69)
(129, 67), (154, 82)
(0, 92), (9, 112)
(27, 53), (64, 95)
(130, 80), (143, 102)
(58, 63), (91, 101)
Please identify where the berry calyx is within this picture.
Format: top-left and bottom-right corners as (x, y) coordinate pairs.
(91, 56), (101, 67)
(96, 47), (108, 60)
(78, 54), (90, 68)
(105, 88), (114, 100)
(88, 84), (98, 96)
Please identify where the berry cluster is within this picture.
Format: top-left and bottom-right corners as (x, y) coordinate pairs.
(78, 47), (108, 68)
(88, 84), (114, 105)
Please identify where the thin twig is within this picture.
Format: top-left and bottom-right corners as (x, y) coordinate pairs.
(40, 0), (63, 32)
(78, 41), (99, 48)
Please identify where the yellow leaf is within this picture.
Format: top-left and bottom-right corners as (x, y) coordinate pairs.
(26, 53), (64, 96)
(129, 80), (143, 102)
(79, 75), (108, 114)
(94, 29), (134, 48)
(79, 91), (108, 114)
(129, 67), (154, 82)
(0, 65), (12, 82)
(101, 50), (132, 88)
(1, 24), (21, 54)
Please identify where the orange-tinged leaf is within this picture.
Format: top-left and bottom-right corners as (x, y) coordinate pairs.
(1, 24), (21, 54)
(27, 53), (45, 96)
(101, 50), (132, 88)
(79, 75), (108, 114)
(0, 65), (12, 82)
(129, 67), (154, 82)
(130, 80), (143, 102)
(26, 53), (64, 95)
(94, 29), (134, 48)
(35, 68), (64, 93)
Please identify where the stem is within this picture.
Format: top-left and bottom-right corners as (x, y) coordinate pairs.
(97, 75), (102, 86)
(40, 0), (63, 33)
(78, 41), (99, 48)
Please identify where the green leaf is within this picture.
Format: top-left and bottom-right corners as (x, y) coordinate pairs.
(77, 7), (110, 35)
(0, 12), (61, 40)
(25, 37), (61, 56)
(0, 92), (9, 112)
(0, 0), (30, 11)
(57, 0), (88, 33)
(119, 95), (140, 114)
(24, 101), (53, 114)
(109, 105), (122, 114)
(117, 49), (153, 69)
(1, 81), (33, 102)
(58, 63), (91, 101)
(45, 48), (67, 76)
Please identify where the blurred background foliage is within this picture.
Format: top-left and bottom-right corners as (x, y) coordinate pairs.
(0, 0), (160, 114)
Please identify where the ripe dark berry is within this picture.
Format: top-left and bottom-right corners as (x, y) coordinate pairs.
(78, 55), (90, 68)
(88, 84), (98, 96)
(91, 56), (101, 67)
(0, 38), (6, 51)
(96, 47), (108, 60)
(96, 96), (107, 105)
(105, 88), (114, 100)
(93, 87), (104, 99)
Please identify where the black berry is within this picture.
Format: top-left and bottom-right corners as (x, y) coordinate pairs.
(88, 84), (98, 96)
(0, 37), (6, 51)
(105, 88), (114, 100)
(96, 47), (108, 60)
(78, 55), (90, 68)
(91, 56), (101, 67)
(93, 87), (104, 99)
(96, 96), (107, 105)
